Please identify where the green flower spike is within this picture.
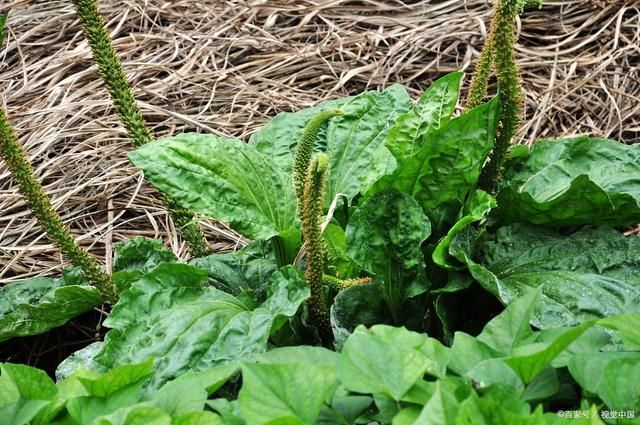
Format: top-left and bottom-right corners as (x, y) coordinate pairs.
(71, 0), (211, 258)
(293, 108), (344, 206)
(0, 107), (118, 303)
(323, 275), (373, 290)
(300, 153), (333, 345)
(468, 0), (542, 193)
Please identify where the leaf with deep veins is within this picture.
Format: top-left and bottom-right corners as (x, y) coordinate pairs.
(497, 136), (640, 226)
(369, 96), (499, 233)
(346, 189), (431, 321)
(0, 269), (102, 343)
(94, 263), (309, 390)
(385, 72), (462, 162)
(129, 133), (298, 241)
(451, 224), (640, 329)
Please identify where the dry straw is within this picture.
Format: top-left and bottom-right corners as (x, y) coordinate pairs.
(1, 0), (638, 283)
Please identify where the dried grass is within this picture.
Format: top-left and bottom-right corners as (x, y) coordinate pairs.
(1, 0), (639, 283)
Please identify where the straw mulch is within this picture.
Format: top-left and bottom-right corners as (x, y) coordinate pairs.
(1, 0), (639, 284)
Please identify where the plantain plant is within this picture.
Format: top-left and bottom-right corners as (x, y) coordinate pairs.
(1, 3), (640, 422)
(70, 0), (211, 258)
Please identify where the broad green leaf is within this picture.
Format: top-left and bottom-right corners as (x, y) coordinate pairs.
(522, 367), (559, 402)
(317, 389), (373, 425)
(101, 263), (210, 331)
(401, 380), (436, 405)
(448, 332), (501, 376)
(433, 189), (496, 270)
(190, 249), (277, 298)
(413, 378), (472, 425)
(545, 327), (612, 368)
(504, 320), (596, 383)
(597, 312), (640, 350)
(456, 387), (550, 425)
(417, 337), (451, 380)
(207, 399), (245, 425)
(238, 363), (336, 425)
(330, 284), (390, 350)
(385, 72), (462, 161)
(95, 264), (309, 390)
(143, 375), (209, 417)
(569, 352), (640, 412)
(0, 269), (102, 342)
(113, 238), (177, 273)
(324, 224), (359, 279)
(391, 407), (421, 425)
(94, 405), (171, 425)
(56, 341), (107, 381)
(477, 290), (538, 354)
(0, 363), (57, 425)
(66, 360), (153, 425)
(452, 225), (640, 329)
(173, 411), (225, 425)
(33, 368), (92, 425)
(250, 85), (411, 202)
(466, 359), (524, 394)
(159, 363), (239, 396)
(253, 346), (339, 369)
(346, 189), (431, 321)
(338, 325), (438, 400)
(497, 136), (640, 226)
(249, 97), (352, 174)
(111, 237), (178, 291)
(326, 84), (412, 201)
(369, 96), (500, 232)
(371, 393), (402, 423)
(129, 133), (297, 240)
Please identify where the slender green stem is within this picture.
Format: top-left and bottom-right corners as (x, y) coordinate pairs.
(71, 0), (211, 258)
(0, 107), (118, 303)
(300, 154), (333, 346)
(0, 13), (8, 48)
(271, 235), (288, 269)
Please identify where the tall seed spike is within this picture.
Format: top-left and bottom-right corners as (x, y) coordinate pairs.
(71, 0), (211, 258)
(478, 0), (526, 193)
(0, 106), (118, 303)
(300, 153), (333, 346)
(466, 33), (495, 109)
(293, 108), (343, 204)
(467, 0), (540, 193)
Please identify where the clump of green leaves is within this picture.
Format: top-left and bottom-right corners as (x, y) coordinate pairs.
(4, 69), (639, 383)
(2, 293), (638, 424)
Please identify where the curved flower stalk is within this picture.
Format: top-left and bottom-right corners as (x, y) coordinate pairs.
(300, 154), (333, 345)
(71, 0), (211, 258)
(468, 0), (541, 193)
(323, 275), (373, 290)
(0, 107), (118, 303)
(293, 108), (344, 206)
